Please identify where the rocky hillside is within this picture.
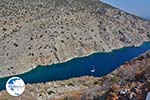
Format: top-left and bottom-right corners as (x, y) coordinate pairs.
(105, 51), (150, 100)
(0, 51), (150, 100)
(0, 0), (150, 77)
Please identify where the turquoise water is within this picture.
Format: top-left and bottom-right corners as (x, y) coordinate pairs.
(0, 42), (150, 91)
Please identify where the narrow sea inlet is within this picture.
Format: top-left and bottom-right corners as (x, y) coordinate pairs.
(0, 42), (150, 91)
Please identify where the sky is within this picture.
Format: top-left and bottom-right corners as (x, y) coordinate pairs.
(101, 0), (150, 19)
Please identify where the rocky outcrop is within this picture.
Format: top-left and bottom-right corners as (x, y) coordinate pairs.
(105, 51), (150, 100)
(0, 0), (150, 77)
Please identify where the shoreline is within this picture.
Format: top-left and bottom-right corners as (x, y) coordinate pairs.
(0, 41), (148, 79)
(1, 50), (150, 99)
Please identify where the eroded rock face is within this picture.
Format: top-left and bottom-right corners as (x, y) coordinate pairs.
(0, 0), (150, 77)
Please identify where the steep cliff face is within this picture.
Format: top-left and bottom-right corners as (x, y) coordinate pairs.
(0, 0), (150, 77)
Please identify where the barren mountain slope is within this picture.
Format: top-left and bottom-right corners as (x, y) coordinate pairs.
(0, 0), (150, 77)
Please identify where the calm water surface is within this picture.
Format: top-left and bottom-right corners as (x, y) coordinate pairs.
(0, 42), (150, 91)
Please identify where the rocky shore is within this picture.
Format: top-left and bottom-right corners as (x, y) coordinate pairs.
(0, 0), (150, 77)
(0, 49), (150, 100)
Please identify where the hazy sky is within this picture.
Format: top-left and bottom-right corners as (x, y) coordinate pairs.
(101, 0), (150, 19)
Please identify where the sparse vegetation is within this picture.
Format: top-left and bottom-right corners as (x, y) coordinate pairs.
(93, 80), (101, 85)
(63, 96), (76, 100)
(68, 82), (74, 86)
(47, 90), (55, 95)
(111, 75), (120, 83)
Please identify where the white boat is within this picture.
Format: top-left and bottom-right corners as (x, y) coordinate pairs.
(91, 66), (95, 72)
